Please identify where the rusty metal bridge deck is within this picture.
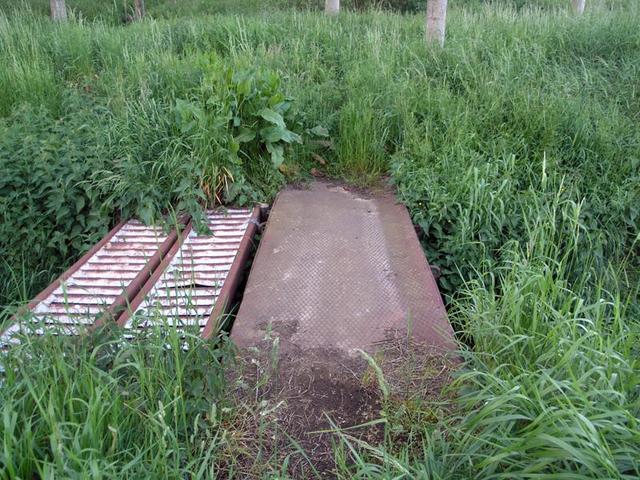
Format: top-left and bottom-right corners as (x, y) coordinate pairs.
(2, 208), (258, 345)
(231, 182), (455, 354)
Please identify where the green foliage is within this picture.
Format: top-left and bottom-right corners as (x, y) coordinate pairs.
(174, 67), (300, 204)
(344, 0), (425, 12)
(0, 99), (112, 306)
(386, 8), (640, 295)
(0, 0), (311, 22)
(334, 201), (640, 478)
(0, 1), (639, 478)
(444, 207), (640, 478)
(93, 65), (298, 225)
(91, 96), (206, 226)
(0, 326), (234, 477)
(0, 55), (299, 306)
(334, 96), (390, 184)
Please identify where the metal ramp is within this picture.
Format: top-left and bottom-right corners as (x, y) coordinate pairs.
(231, 182), (455, 353)
(2, 208), (259, 344)
(228, 182), (456, 463)
(1, 220), (177, 343)
(117, 208), (259, 338)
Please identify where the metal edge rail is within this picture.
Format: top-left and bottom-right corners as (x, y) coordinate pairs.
(92, 224), (183, 329)
(115, 219), (194, 328)
(2, 221), (124, 337)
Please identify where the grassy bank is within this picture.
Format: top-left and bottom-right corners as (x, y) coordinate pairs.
(1, 0), (639, 477)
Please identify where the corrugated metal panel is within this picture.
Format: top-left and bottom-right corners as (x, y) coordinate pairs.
(120, 208), (259, 337)
(2, 220), (176, 344)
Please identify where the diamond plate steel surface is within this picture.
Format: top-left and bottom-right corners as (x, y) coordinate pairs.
(232, 183), (456, 354)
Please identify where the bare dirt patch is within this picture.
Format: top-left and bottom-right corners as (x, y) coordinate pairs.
(223, 328), (457, 478)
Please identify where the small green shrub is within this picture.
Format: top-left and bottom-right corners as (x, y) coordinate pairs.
(0, 97), (112, 306)
(175, 67), (301, 205)
(90, 96), (205, 226)
(88, 66), (304, 233)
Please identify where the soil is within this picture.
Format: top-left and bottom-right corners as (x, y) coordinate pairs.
(224, 326), (457, 478)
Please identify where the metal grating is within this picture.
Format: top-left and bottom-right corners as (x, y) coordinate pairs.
(2, 220), (175, 343)
(121, 208), (256, 336)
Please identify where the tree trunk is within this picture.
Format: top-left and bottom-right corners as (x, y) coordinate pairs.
(425, 0), (448, 47)
(134, 0), (146, 20)
(571, 0), (585, 14)
(50, 0), (67, 21)
(325, 0), (339, 15)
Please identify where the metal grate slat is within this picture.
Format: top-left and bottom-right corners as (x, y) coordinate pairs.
(1, 220), (176, 346)
(120, 208), (257, 337)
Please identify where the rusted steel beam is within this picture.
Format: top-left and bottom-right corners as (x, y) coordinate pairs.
(2, 221), (125, 339)
(93, 226), (180, 328)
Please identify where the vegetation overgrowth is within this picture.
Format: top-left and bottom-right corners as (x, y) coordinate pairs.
(0, 0), (638, 477)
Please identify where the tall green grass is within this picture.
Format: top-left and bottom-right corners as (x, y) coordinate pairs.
(332, 184), (639, 479)
(0, 0), (288, 23)
(3, 2), (637, 302)
(1, 325), (238, 477)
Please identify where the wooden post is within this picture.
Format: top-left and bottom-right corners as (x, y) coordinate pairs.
(325, 0), (339, 15)
(134, 0), (146, 20)
(571, 0), (585, 14)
